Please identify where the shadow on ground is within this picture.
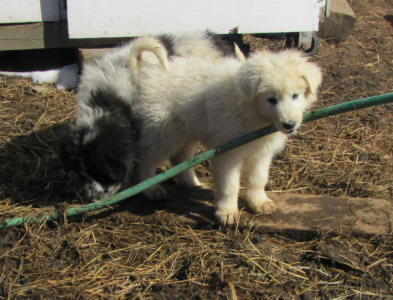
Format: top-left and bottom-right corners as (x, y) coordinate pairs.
(0, 124), (217, 225)
(0, 124), (82, 207)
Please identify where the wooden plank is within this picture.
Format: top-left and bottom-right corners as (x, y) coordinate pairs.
(67, 0), (321, 38)
(0, 22), (130, 51)
(0, 23), (45, 50)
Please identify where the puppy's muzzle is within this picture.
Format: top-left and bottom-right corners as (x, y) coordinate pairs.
(282, 121), (295, 132)
(83, 181), (121, 201)
(281, 121), (296, 134)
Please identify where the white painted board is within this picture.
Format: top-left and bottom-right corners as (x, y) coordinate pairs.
(68, 0), (323, 38)
(0, 0), (63, 23)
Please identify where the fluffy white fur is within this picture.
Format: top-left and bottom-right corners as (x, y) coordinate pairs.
(133, 49), (322, 225)
(76, 36), (168, 131)
(76, 31), (239, 135)
(64, 32), (242, 200)
(134, 31), (245, 69)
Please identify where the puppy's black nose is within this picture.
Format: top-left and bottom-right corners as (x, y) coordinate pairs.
(282, 122), (295, 130)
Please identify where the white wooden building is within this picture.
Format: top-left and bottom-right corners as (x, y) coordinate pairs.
(0, 0), (326, 51)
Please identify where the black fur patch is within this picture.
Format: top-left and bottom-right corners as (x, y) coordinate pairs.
(80, 119), (135, 185)
(206, 31), (250, 58)
(59, 88), (138, 187)
(205, 31), (235, 57)
(159, 31), (250, 60)
(90, 88), (139, 138)
(158, 34), (176, 57)
(58, 127), (82, 173)
(90, 89), (129, 124)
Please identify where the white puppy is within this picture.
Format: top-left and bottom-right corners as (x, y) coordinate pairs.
(133, 49), (322, 225)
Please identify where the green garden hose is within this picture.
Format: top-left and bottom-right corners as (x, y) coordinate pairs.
(1, 92), (393, 229)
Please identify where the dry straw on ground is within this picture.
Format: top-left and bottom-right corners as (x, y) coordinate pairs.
(1, 0), (393, 298)
(1, 220), (393, 299)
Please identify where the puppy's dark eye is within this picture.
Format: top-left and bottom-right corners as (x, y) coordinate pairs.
(292, 93), (299, 100)
(267, 97), (278, 105)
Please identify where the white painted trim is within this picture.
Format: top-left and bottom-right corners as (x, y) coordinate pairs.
(0, 0), (64, 23)
(68, 0), (322, 38)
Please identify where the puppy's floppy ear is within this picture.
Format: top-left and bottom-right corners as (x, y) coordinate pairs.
(235, 63), (262, 101)
(85, 122), (135, 185)
(301, 63), (322, 98)
(86, 150), (128, 185)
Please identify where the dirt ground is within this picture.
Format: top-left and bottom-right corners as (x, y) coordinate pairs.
(1, 0), (393, 299)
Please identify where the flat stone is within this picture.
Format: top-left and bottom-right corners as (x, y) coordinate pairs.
(319, 0), (356, 42)
(250, 193), (392, 235)
(125, 189), (392, 236)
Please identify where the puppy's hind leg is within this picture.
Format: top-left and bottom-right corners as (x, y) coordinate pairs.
(243, 153), (276, 215)
(212, 154), (242, 225)
(170, 142), (201, 187)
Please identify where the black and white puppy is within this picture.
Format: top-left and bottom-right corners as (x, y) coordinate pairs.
(59, 31), (246, 200)
(60, 88), (138, 199)
(60, 36), (168, 200)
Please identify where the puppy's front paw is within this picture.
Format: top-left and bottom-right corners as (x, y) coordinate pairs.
(259, 200), (276, 215)
(249, 199), (276, 214)
(246, 190), (277, 215)
(144, 185), (168, 200)
(215, 207), (239, 225)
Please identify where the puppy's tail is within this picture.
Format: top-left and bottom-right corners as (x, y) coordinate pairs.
(128, 36), (169, 72)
